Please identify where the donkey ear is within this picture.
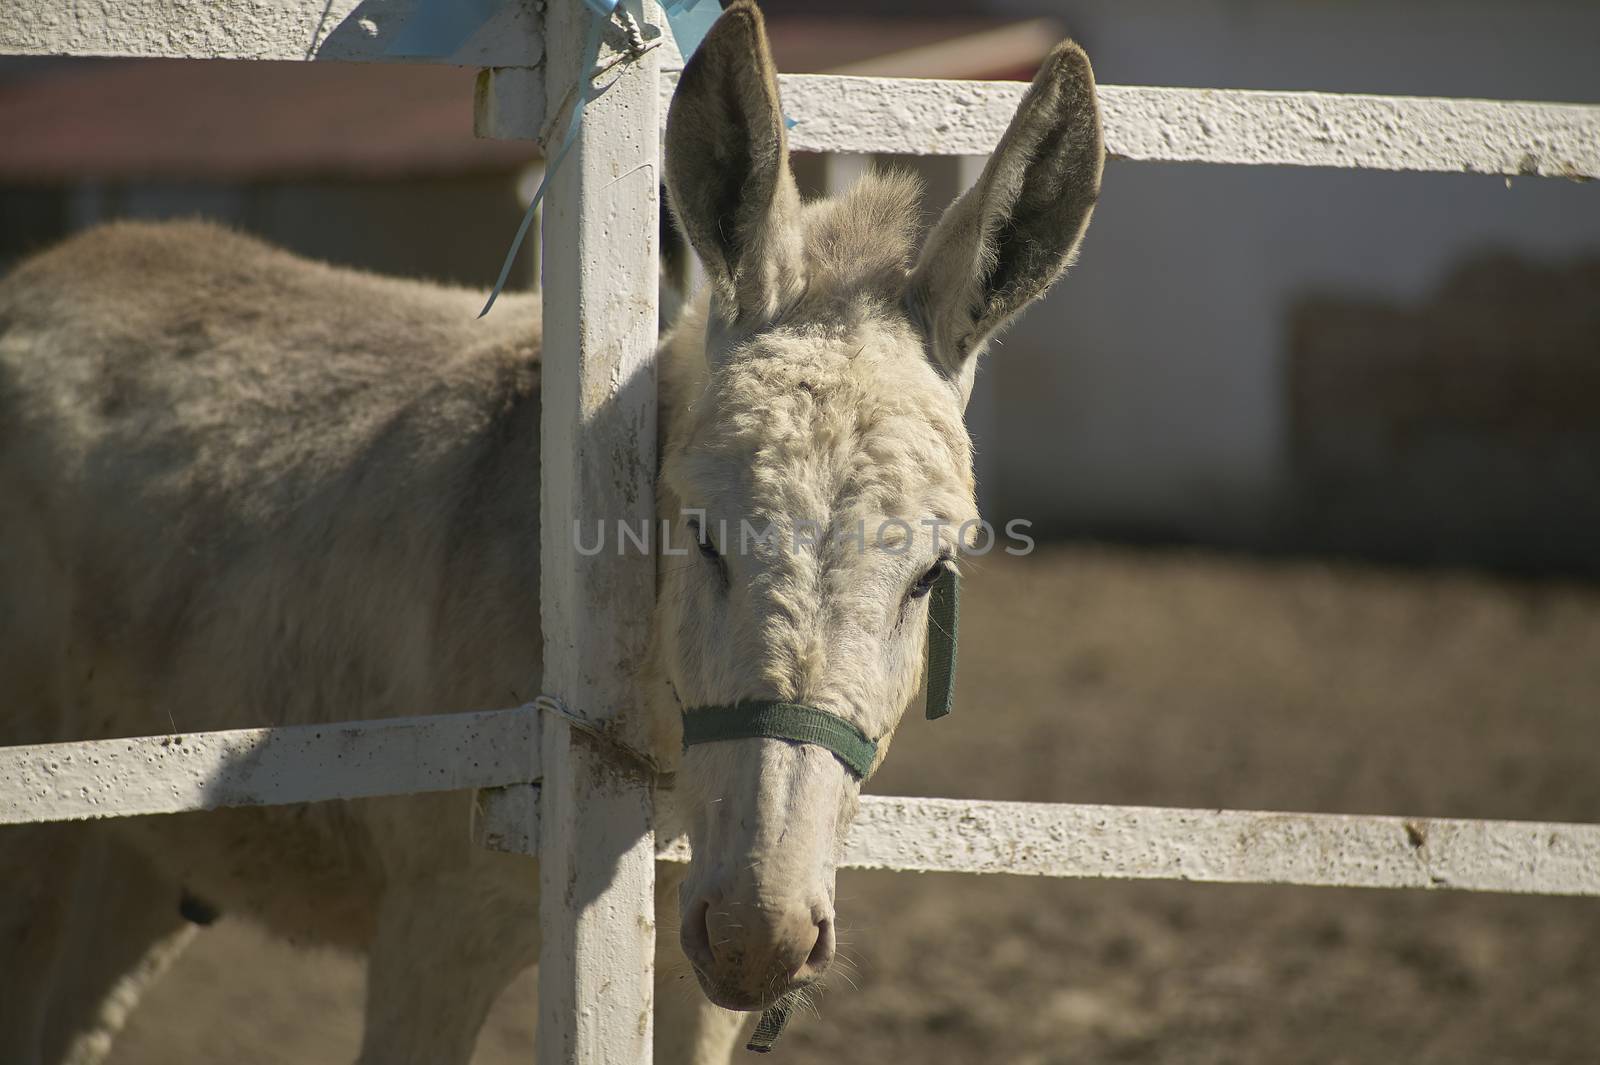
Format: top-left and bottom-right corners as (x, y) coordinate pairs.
(664, 0), (803, 322)
(908, 41), (1104, 401)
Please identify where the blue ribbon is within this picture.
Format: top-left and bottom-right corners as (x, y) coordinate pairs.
(662, 0), (721, 61)
(385, 0), (507, 58)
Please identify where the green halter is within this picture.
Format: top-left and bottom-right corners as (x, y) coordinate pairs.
(678, 567), (959, 1051)
(679, 566), (959, 780)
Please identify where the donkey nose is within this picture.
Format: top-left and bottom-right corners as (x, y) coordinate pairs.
(682, 896), (835, 1009)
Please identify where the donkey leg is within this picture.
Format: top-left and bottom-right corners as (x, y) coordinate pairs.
(43, 832), (199, 1065)
(356, 861), (539, 1065)
(0, 824), (88, 1065)
(653, 863), (751, 1065)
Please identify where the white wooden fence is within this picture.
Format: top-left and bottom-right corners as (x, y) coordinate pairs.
(2, 2), (1598, 1062)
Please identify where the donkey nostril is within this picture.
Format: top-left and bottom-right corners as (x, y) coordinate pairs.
(681, 899), (715, 972)
(796, 915), (834, 980)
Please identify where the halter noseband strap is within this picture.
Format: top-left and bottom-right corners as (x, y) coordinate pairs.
(680, 702), (878, 779)
(679, 568), (959, 782)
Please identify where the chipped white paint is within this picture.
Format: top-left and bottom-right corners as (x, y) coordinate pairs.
(0, 709), (538, 825)
(843, 798), (1600, 896)
(536, 1), (660, 1063)
(657, 797), (1600, 897)
(656, 75), (1600, 180)
(0, 0), (545, 66)
(1095, 84), (1600, 179)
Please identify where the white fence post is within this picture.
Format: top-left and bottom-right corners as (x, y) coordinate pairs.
(537, 1), (660, 1063)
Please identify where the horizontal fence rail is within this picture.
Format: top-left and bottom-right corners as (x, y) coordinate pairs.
(6, 714), (1598, 897)
(6, 3), (1597, 181)
(764, 75), (1600, 180)
(837, 797), (1600, 898)
(0, 709), (539, 823)
(0, 0), (544, 65)
(656, 798), (1600, 897)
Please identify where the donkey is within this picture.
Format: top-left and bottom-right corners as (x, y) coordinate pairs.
(0, 3), (1102, 1062)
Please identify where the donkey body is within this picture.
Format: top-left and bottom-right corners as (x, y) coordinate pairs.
(0, 4), (1103, 1062)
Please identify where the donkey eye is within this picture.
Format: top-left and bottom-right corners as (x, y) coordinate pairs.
(687, 519), (722, 563)
(909, 559), (950, 600)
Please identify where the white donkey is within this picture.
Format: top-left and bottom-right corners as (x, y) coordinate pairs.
(0, 3), (1103, 1062)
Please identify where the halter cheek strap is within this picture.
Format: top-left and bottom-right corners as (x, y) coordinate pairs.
(924, 565), (959, 720)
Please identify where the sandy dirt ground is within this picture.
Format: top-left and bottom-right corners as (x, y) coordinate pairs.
(106, 546), (1600, 1065)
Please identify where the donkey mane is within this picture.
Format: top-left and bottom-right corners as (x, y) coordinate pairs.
(798, 168), (925, 305)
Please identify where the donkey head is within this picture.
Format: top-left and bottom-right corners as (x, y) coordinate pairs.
(652, 0), (1102, 1012)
